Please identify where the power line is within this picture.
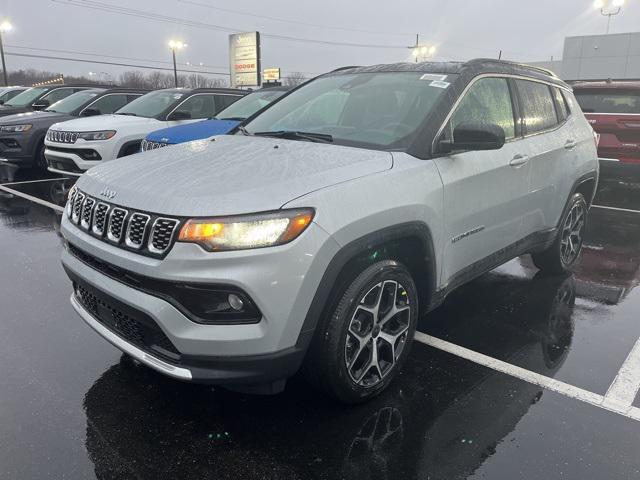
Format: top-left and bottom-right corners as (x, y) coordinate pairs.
(6, 51), (231, 76)
(50, 0), (410, 49)
(177, 0), (412, 37)
(6, 51), (314, 80)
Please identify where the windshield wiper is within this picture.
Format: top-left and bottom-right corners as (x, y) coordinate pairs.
(237, 125), (251, 136)
(252, 130), (333, 143)
(220, 116), (246, 121)
(116, 112), (138, 116)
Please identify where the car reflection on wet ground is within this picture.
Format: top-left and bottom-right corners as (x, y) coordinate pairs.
(1, 171), (640, 479)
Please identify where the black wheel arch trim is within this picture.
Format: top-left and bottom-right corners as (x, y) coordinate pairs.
(295, 221), (437, 349)
(117, 139), (143, 158)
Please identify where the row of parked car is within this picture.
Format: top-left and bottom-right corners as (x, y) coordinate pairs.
(0, 83), (290, 178)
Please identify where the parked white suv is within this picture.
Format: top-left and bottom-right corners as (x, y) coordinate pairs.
(44, 87), (245, 176)
(60, 60), (598, 402)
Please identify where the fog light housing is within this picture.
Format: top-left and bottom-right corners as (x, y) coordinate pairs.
(228, 293), (244, 311)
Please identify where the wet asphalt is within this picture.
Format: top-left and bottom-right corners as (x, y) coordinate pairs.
(1, 169), (640, 479)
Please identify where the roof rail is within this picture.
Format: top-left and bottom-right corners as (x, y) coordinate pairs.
(464, 58), (558, 78)
(330, 66), (361, 73)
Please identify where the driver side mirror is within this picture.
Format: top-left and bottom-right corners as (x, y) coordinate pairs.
(80, 108), (101, 117)
(167, 111), (191, 121)
(439, 122), (505, 153)
(32, 100), (50, 111)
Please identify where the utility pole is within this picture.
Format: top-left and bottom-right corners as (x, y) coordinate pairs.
(0, 21), (13, 87)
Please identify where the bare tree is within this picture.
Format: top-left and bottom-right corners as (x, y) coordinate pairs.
(119, 71), (150, 89)
(146, 71), (174, 89)
(284, 72), (307, 87)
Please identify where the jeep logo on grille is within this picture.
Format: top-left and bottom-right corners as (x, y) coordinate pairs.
(99, 188), (117, 200)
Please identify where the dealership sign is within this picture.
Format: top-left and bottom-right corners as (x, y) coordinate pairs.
(229, 31), (261, 88)
(263, 68), (281, 82)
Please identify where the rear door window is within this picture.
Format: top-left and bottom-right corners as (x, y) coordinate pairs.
(574, 89), (640, 114)
(516, 80), (558, 134)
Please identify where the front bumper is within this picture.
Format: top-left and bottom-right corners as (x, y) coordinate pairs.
(44, 140), (111, 174)
(60, 216), (339, 384)
(0, 134), (34, 165)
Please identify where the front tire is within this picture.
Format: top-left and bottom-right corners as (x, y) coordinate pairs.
(532, 193), (587, 274)
(303, 260), (419, 403)
(35, 142), (48, 171)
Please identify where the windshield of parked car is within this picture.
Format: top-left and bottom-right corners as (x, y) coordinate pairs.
(4, 87), (49, 107)
(115, 89), (185, 118)
(243, 72), (455, 148)
(216, 89), (287, 120)
(575, 89), (640, 114)
(45, 89), (104, 114)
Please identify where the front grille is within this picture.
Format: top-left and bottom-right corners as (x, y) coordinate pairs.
(149, 218), (179, 254)
(107, 208), (128, 243)
(64, 189), (181, 258)
(141, 139), (169, 151)
(47, 130), (79, 144)
(74, 280), (180, 360)
(80, 197), (95, 230)
(125, 213), (150, 249)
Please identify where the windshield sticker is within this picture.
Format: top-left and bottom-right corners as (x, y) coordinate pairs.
(429, 80), (450, 89)
(420, 74), (448, 81)
(173, 94), (184, 100)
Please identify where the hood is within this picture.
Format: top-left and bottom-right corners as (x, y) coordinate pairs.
(0, 110), (71, 126)
(147, 119), (240, 144)
(0, 106), (31, 117)
(77, 134), (392, 217)
(50, 114), (162, 132)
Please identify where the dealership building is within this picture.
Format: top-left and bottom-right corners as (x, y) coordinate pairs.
(529, 31), (640, 81)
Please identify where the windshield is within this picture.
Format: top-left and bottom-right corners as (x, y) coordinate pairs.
(575, 89), (640, 114)
(45, 89), (103, 114)
(116, 90), (185, 118)
(4, 87), (49, 107)
(217, 89), (287, 120)
(244, 72), (454, 148)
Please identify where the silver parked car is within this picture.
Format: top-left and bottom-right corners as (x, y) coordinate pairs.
(60, 59), (598, 403)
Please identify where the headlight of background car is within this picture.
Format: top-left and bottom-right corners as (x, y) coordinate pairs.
(77, 130), (116, 141)
(0, 124), (32, 133)
(178, 208), (314, 251)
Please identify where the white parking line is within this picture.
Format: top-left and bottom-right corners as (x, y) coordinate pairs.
(0, 184), (64, 213)
(603, 338), (640, 412)
(414, 332), (640, 422)
(0, 177), (71, 186)
(592, 204), (640, 214)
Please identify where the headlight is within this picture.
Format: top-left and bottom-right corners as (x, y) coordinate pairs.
(0, 124), (32, 133)
(178, 208), (314, 251)
(77, 130), (116, 141)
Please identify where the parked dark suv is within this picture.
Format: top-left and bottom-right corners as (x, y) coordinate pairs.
(573, 80), (640, 181)
(0, 88), (145, 171)
(0, 84), (96, 118)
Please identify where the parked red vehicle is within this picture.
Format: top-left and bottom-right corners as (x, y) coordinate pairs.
(572, 80), (640, 181)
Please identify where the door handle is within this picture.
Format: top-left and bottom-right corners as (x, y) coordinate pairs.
(509, 154), (529, 167)
(564, 139), (577, 150)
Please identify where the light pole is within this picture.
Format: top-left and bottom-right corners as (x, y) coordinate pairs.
(0, 20), (13, 87)
(594, 0), (625, 34)
(408, 34), (436, 63)
(168, 40), (186, 87)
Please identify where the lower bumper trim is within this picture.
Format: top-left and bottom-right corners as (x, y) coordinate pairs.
(70, 294), (193, 380)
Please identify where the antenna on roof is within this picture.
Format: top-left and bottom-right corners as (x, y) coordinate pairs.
(498, 50), (502, 60)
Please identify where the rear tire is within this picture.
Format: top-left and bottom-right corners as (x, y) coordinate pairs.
(532, 193), (587, 274)
(303, 260), (419, 403)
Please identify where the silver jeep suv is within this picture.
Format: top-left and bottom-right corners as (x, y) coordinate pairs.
(60, 59), (598, 403)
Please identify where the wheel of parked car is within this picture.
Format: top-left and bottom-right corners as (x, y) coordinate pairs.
(532, 193), (588, 274)
(36, 141), (48, 171)
(303, 260), (419, 403)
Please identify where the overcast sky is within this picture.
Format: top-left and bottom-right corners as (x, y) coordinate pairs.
(0, 0), (638, 82)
